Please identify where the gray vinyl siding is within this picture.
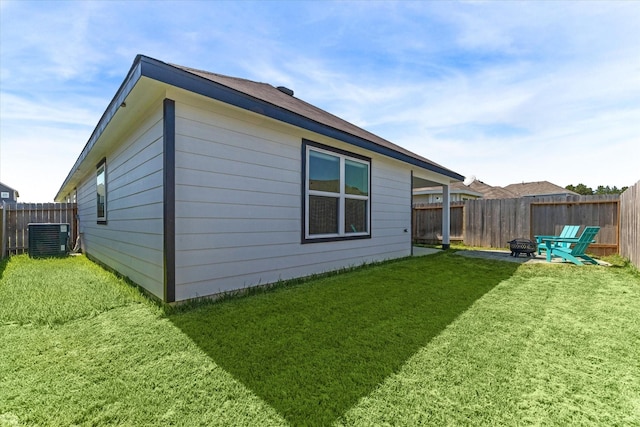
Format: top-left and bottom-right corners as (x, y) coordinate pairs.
(173, 95), (411, 301)
(75, 105), (165, 298)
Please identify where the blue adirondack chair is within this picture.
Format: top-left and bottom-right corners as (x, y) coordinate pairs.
(535, 225), (580, 255)
(543, 226), (600, 265)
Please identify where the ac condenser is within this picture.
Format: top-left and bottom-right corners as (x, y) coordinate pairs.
(28, 223), (70, 258)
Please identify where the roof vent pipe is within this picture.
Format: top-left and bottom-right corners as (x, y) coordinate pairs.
(277, 86), (294, 96)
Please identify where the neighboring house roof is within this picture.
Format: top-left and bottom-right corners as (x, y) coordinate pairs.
(412, 179), (577, 200)
(467, 180), (518, 199)
(56, 55), (463, 200)
(413, 181), (483, 198)
(503, 181), (578, 197)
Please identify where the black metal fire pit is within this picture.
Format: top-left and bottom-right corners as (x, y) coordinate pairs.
(508, 238), (537, 257)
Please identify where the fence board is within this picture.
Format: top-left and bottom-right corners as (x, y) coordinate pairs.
(413, 195), (620, 256)
(1, 203), (77, 257)
(413, 203), (463, 244)
(620, 181), (640, 269)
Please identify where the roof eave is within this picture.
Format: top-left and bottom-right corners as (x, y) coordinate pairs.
(56, 55), (463, 200)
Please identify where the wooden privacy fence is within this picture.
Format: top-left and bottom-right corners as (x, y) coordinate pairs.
(413, 195), (620, 256)
(413, 202), (464, 244)
(1, 203), (78, 258)
(620, 181), (640, 269)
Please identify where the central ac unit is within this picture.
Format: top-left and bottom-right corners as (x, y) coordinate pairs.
(28, 223), (70, 258)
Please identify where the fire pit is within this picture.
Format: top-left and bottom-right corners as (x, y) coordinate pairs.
(508, 238), (537, 258)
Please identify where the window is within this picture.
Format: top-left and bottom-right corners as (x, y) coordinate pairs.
(303, 141), (370, 242)
(96, 159), (107, 224)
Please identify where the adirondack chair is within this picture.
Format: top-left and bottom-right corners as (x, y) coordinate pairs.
(542, 226), (600, 265)
(535, 225), (580, 255)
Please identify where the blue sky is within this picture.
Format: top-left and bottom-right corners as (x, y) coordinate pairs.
(1, 0), (639, 201)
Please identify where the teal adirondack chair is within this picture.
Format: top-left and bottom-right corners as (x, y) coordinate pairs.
(535, 225), (580, 255)
(544, 226), (600, 265)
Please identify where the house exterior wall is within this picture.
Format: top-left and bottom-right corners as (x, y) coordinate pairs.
(413, 192), (478, 204)
(172, 93), (411, 301)
(74, 105), (166, 298)
(0, 184), (18, 204)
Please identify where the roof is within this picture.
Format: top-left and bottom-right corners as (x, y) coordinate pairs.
(0, 182), (19, 196)
(0, 182), (16, 191)
(413, 181), (483, 197)
(467, 180), (518, 199)
(412, 179), (577, 199)
(413, 180), (514, 199)
(56, 55), (464, 200)
(174, 64), (456, 172)
(503, 181), (578, 197)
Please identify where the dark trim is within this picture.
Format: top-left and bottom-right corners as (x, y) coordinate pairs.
(56, 61), (143, 200)
(56, 54), (463, 201)
(96, 158), (107, 225)
(303, 234), (372, 244)
(96, 157), (107, 169)
(163, 99), (176, 303)
(303, 139), (371, 163)
(300, 142), (307, 244)
(140, 56), (463, 181)
(301, 140), (372, 244)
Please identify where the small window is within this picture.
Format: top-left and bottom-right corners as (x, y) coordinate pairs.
(303, 141), (370, 242)
(96, 160), (107, 224)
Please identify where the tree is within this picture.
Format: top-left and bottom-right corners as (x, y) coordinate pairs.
(565, 184), (628, 195)
(566, 183), (594, 195)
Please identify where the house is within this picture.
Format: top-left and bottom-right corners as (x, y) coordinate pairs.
(0, 182), (19, 204)
(413, 181), (483, 204)
(502, 181), (578, 198)
(414, 179), (578, 204)
(55, 55), (464, 303)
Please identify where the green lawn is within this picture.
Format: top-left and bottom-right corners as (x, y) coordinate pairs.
(1, 253), (639, 426)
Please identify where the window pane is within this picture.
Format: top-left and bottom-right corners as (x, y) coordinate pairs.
(309, 196), (338, 235)
(345, 199), (367, 233)
(345, 160), (368, 195)
(97, 166), (106, 219)
(309, 150), (339, 193)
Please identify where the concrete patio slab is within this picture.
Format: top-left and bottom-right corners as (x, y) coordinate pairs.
(412, 247), (441, 257)
(454, 249), (610, 266)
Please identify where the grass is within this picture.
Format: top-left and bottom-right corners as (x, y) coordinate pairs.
(0, 255), (146, 326)
(169, 252), (517, 425)
(1, 253), (639, 426)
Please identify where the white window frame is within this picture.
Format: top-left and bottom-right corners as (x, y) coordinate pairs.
(303, 141), (371, 242)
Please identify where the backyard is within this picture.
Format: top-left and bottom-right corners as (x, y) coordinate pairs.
(1, 252), (639, 426)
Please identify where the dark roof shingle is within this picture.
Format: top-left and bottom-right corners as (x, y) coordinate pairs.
(172, 63), (456, 176)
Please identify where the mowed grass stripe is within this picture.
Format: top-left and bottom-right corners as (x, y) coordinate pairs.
(2, 253), (639, 426)
(0, 255), (146, 326)
(338, 263), (640, 426)
(169, 253), (518, 425)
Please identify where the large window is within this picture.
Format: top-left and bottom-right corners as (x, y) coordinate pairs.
(96, 159), (107, 224)
(303, 141), (370, 242)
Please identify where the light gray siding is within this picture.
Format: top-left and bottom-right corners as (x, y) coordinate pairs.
(75, 105), (165, 298)
(173, 94), (412, 301)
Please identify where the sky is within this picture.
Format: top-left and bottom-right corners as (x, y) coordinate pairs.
(1, 0), (639, 202)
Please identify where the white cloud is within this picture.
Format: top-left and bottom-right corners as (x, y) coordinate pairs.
(1, 0), (639, 201)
